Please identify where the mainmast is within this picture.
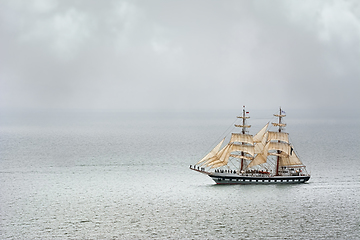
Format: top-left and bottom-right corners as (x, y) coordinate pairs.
(272, 107), (286, 175)
(235, 106), (251, 172)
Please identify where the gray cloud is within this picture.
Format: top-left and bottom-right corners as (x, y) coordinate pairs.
(0, 0), (359, 114)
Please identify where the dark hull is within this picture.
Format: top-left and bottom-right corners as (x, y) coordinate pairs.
(208, 174), (310, 184)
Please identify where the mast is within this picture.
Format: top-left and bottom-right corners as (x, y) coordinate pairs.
(235, 106), (251, 172)
(272, 107), (286, 175)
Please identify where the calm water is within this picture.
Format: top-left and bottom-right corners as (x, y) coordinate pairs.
(0, 110), (359, 239)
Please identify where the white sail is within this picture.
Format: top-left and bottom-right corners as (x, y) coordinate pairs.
(279, 150), (302, 166)
(265, 141), (291, 156)
(196, 138), (225, 165)
(247, 131), (269, 168)
(247, 133), (295, 168)
(231, 144), (255, 156)
(207, 144), (232, 168)
(230, 133), (253, 145)
(204, 144), (228, 166)
(207, 142), (256, 168)
(247, 153), (267, 168)
(253, 123), (269, 143)
(267, 131), (289, 143)
(254, 132), (268, 154)
(211, 162), (227, 168)
(210, 151), (231, 168)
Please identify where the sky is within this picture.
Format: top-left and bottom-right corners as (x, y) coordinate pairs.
(0, 0), (359, 115)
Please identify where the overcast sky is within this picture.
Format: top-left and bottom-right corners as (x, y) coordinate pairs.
(0, 0), (359, 114)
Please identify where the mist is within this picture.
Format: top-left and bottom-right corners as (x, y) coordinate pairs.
(1, 0), (359, 117)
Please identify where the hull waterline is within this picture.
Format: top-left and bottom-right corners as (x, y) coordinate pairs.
(209, 173), (310, 184)
(190, 168), (310, 184)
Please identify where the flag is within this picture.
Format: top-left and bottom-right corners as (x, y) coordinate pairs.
(246, 111), (249, 114)
(281, 110), (286, 114)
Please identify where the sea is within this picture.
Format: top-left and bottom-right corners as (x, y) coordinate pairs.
(0, 110), (359, 239)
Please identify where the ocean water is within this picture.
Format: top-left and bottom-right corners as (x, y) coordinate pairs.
(0, 110), (359, 239)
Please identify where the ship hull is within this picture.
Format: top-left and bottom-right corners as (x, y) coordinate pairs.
(208, 174), (310, 184)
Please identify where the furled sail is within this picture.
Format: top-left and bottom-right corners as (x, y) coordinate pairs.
(235, 124), (251, 128)
(230, 133), (253, 145)
(272, 123), (286, 127)
(196, 138), (225, 165)
(230, 154), (253, 160)
(267, 131), (289, 143)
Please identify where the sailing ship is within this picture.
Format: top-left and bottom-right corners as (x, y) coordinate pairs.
(190, 106), (310, 184)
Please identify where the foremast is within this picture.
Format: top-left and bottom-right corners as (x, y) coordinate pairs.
(195, 106), (255, 170)
(234, 106), (251, 172)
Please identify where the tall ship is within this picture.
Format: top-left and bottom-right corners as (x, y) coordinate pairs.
(190, 107), (310, 184)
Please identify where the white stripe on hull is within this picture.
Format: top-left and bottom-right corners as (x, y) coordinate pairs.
(209, 175), (310, 184)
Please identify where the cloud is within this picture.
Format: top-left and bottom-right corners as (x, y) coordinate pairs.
(18, 8), (90, 60)
(0, 0), (359, 114)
